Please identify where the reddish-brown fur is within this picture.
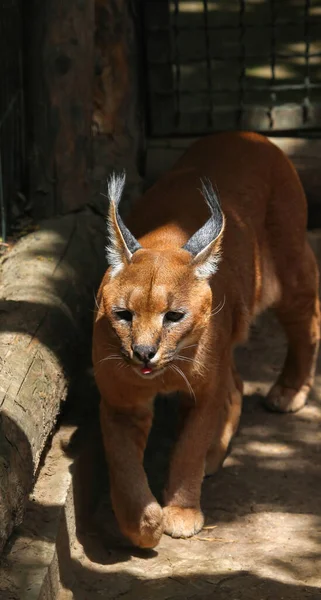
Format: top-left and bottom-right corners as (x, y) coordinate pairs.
(93, 132), (320, 548)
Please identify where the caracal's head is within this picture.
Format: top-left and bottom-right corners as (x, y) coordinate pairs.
(101, 173), (225, 379)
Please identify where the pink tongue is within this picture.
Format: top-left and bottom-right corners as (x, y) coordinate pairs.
(141, 366), (153, 375)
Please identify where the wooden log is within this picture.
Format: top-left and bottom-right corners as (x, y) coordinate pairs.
(0, 210), (106, 553)
(25, 0), (94, 219)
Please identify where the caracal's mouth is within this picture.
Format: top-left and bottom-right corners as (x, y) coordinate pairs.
(134, 364), (166, 379)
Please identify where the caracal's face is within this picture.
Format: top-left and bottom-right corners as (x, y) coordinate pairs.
(102, 249), (212, 378)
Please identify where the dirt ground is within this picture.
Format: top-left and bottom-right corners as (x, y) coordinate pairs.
(55, 307), (321, 600)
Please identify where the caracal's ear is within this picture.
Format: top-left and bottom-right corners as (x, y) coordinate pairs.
(183, 177), (225, 280)
(106, 172), (141, 276)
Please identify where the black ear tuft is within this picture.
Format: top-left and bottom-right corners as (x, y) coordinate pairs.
(183, 177), (224, 257)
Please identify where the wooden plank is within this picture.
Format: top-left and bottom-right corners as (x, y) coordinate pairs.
(0, 210), (106, 553)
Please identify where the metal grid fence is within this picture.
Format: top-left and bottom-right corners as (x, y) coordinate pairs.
(0, 0), (26, 242)
(144, 0), (321, 137)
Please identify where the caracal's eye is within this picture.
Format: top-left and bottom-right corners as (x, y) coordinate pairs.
(115, 309), (133, 322)
(164, 311), (185, 323)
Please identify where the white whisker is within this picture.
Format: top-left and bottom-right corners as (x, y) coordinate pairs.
(175, 355), (207, 371)
(93, 292), (100, 311)
(98, 354), (122, 365)
(101, 342), (118, 351)
(175, 355), (194, 363)
(181, 343), (198, 351)
(170, 364), (196, 404)
(93, 291), (105, 317)
(210, 294), (226, 317)
(116, 360), (125, 371)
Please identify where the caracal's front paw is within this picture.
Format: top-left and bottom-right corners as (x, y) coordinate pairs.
(122, 501), (164, 549)
(163, 506), (204, 539)
(265, 383), (310, 413)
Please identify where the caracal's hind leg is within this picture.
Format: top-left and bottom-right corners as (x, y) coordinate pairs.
(266, 242), (320, 413)
(205, 362), (243, 476)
